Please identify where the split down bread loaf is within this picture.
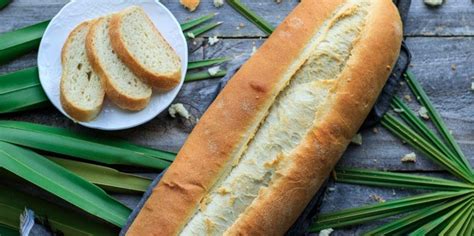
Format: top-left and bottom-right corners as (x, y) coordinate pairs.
(128, 0), (403, 235)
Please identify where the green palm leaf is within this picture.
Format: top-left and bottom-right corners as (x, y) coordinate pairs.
(0, 67), (49, 114)
(310, 191), (469, 232)
(227, 0), (275, 35)
(404, 70), (472, 174)
(382, 114), (472, 183)
(0, 20), (50, 65)
(0, 120), (174, 169)
(364, 193), (472, 235)
(180, 13), (216, 31)
(0, 184), (117, 235)
(0, 141), (131, 226)
(335, 168), (473, 191)
(0, 0), (12, 10)
(48, 157), (152, 193)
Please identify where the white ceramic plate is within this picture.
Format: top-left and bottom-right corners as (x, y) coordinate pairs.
(38, 0), (187, 130)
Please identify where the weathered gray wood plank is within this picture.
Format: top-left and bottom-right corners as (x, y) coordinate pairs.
(1, 0), (474, 37)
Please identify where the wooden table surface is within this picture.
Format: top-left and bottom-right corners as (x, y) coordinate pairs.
(1, 0), (473, 235)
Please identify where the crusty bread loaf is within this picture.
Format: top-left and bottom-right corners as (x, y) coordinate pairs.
(60, 21), (105, 122)
(86, 16), (152, 111)
(109, 6), (182, 91)
(180, 0), (200, 12)
(127, 0), (403, 235)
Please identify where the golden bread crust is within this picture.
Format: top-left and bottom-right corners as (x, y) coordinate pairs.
(86, 17), (150, 111)
(109, 8), (181, 91)
(60, 21), (104, 122)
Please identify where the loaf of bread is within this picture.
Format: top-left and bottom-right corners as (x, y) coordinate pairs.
(127, 0), (403, 235)
(86, 16), (152, 111)
(60, 21), (105, 122)
(109, 6), (182, 91)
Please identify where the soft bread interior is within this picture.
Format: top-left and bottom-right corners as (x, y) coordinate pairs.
(61, 22), (104, 121)
(180, 1), (369, 235)
(89, 17), (151, 101)
(118, 7), (181, 76)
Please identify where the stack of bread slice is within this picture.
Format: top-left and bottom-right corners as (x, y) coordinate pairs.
(60, 6), (181, 122)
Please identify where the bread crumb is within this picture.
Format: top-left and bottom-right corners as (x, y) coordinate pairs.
(213, 0), (224, 8)
(392, 189), (397, 196)
(451, 64), (457, 71)
(239, 23), (245, 28)
(208, 36), (219, 46)
(169, 103), (191, 119)
(187, 32), (195, 39)
(319, 228), (334, 236)
(393, 108), (404, 113)
(404, 94), (412, 102)
(328, 187), (336, 192)
(251, 46), (257, 56)
(180, 0), (200, 11)
(401, 152), (417, 163)
(372, 127), (379, 134)
(351, 133), (362, 145)
(424, 0), (443, 7)
(418, 106), (429, 120)
(471, 82), (474, 91)
(370, 194), (385, 203)
(275, 0), (282, 3)
(208, 66), (221, 76)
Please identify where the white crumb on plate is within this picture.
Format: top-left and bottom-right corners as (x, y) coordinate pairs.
(319, 228), (334, 236)
(208, 66), (221, 76)
(471, 82), (474, 91)
(351, 133), (362, 145)
(213, 0), (224, 8)
(168, 103), (190, 119)
(208, 36), (219, 46)
(401, 152), (417, 163)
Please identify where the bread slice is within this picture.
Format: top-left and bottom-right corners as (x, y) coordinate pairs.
(109, 6), (182, 91)
(60, 21), (104, 122)
(86, 16), (152, 111)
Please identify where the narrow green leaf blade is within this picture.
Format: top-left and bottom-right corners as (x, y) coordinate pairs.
(0, 224), (17, 236)
(439, 199), (473, 235)
(404, 70), (472, 175)
(391, 97), (471, 174)
(186, 22), (222, 39)
(0, 184), (117, 235)
(0, 120), (174, 169)
(48, 156), (152, 193)
(227, 0), (275, 35)
(310, 191), (468, 232)
(335, 168), (473, 191)
(381, 114), (472, 183)
(187, 58), (230, 70)
(0, 141), (131, 226)
(0, 21), (49, 65)
(0, 0), (12, 10)
(0, 67), (49, 113)
(180, 13), (216, 31)
(185, 69), (227, 82)
(408, 194), (473, 236)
